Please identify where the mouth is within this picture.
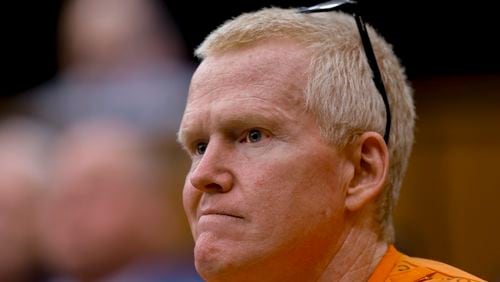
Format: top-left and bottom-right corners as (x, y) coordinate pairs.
(195, 210), (246, 236)
(199, 210), (244, 220)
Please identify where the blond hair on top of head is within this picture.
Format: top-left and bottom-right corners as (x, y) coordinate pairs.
(195, 7), (415, 243)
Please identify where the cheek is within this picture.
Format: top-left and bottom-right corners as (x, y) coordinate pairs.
(255, 154), (337, 193)
(250, 150), (345, 218)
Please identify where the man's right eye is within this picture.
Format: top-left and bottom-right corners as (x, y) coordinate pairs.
(195, 142), (208, 155)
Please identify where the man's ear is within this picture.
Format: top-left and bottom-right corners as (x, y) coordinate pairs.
(345, 132), (389, 212)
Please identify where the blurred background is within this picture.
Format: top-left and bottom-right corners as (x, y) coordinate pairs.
(1, 0), (499, 281)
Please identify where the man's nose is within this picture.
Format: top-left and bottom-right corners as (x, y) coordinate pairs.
(189, 140), (233, 193)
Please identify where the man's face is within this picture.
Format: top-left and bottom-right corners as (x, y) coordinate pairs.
(179, 40), (351, 281)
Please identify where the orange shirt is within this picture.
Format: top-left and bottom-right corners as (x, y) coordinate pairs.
(368, 245), (486, 282)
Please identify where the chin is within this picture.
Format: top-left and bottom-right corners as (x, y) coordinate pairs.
(194, 234), (224, 276)
(193, 233), (248, 281)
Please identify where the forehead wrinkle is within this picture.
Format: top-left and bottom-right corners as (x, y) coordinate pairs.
(180, 94), (298, 142)
(211, 96), (295, 132)
(189, 62), (308, 118)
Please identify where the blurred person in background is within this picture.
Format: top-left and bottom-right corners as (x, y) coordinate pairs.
(25, 0), (192, 136)
(38, 119), (199, 281)
(0, 117), (54, 282)
(20, 0), (199, 279)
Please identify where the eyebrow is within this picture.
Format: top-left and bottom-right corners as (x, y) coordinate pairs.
(177, 106), (289, 148)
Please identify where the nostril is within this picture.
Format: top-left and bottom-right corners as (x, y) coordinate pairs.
(205, 183), (224, 192)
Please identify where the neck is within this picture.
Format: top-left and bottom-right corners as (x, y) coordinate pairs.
(318, 220), (388, 282)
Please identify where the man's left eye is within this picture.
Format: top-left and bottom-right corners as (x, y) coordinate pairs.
(245, 129), (262, 143)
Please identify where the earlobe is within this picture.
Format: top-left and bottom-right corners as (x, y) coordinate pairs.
(345, 132), (389, 212)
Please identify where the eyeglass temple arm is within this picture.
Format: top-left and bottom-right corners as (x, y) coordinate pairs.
(354, 14), (392, 144)
(299, 3), (392, 144)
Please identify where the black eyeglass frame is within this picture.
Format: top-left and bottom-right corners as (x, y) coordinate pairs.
(299, 0), (392, 145)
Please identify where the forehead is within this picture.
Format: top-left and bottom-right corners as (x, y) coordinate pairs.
(188, 39), (310, 106)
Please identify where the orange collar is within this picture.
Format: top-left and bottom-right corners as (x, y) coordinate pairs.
(368, 245), (402, 282)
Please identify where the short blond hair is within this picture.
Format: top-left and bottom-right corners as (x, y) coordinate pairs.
(196, 8), (415, 242)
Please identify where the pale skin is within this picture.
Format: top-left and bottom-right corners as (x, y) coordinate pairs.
(178, 39), (389, 281)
